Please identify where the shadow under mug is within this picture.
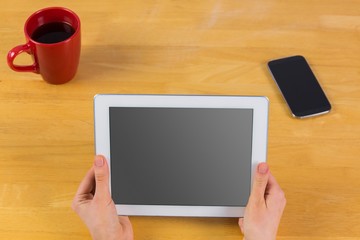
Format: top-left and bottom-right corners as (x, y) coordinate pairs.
(7, 7), (81, 84)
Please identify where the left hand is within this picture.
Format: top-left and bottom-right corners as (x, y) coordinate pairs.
(72, 155), (134, 240)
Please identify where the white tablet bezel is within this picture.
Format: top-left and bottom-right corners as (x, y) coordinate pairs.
(94, 94), (269, 217)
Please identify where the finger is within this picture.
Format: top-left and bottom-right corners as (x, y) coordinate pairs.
(238, 218), (244, 233)
(249, 162), (270, 204)
(72, 167), (95, 212)
(265, 173), (284, 199)
(266, 173), (281, 192)
(265, 172), (286, 204)
(75, 167), (95, 196)
(93, 155), (111, 201)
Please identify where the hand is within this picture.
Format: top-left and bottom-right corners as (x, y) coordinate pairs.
(72, 155), (134, 240)
(239, 163), (286, 240)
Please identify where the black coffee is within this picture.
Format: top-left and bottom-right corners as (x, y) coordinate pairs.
(31, 22), (75, 44)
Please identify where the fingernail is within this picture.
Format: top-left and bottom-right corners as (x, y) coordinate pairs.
(258, 163), (269, 174)
(95, 156), (104, 167)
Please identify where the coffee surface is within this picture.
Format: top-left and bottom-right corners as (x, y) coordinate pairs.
(31, 22), (75, 44)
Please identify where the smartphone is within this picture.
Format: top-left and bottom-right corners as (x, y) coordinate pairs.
(268, 55), (331, 118)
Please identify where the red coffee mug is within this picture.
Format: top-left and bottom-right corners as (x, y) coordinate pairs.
(7, 7), (81, 84)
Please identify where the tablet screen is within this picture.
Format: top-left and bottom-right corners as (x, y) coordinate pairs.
(109, 107), (253, 207)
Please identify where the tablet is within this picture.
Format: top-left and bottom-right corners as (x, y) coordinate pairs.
(94, 94), (269, 217)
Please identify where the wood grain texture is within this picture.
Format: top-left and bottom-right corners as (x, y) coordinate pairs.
(1, 0), (360, 239)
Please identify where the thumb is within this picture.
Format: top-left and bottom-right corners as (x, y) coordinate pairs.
(249, 162), (270, 205)
(93, 155), (111, 201)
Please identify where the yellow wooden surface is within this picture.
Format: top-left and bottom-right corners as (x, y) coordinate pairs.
(1, 0), (360, 239)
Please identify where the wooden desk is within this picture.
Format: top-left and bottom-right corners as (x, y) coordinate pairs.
(1, 1), (360, 239)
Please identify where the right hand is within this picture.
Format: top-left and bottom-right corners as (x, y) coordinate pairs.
(238, 162), (286, 240)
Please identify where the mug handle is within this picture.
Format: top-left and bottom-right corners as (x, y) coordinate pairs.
(7, 43), (38, 73)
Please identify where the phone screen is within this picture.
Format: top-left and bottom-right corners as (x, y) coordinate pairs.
(268, 55), (331, 118)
